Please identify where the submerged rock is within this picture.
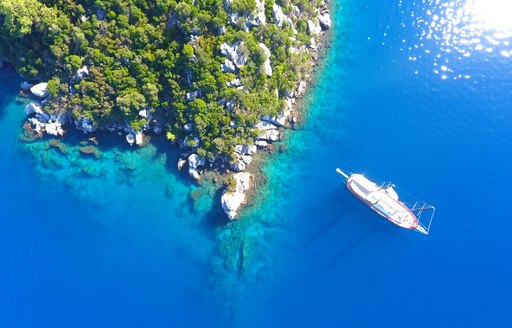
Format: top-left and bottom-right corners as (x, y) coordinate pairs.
(79, 145), (102, 159)
(221, 172), (251, 220)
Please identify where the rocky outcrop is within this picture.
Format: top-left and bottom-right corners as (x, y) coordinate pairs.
(221, 172), (251, 220)
(75, 66), (89, 81)
(307, 19), (322, 35)
(24, 102), (66, 137)
(259, 43), (272, 76)
(126, 133), (135, 145)
(247, 0), (266, 27)
(30, 83), (48, 98)
(220, 42), (247, 69)
(318, 12), (332, 30)
(272, 4), (292, 27)
(230, 144), (257, 172)
(188, 153), (205, 181)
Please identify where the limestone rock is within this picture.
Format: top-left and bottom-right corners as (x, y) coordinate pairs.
(247, 0), (266, 27)
(272, 4), (286, 27)
(297, 80), (307, 96)
(135, 131), (143, 146)
(220, 42), (247, 68)
(221, 172), (251, 220)
(75, 66), (89, 80)
(28, 117), (46, 134)
(45, 122), (64, 136)
(258, 129), (280, 142)
(126, 133), (135, 145)
(307, 19), (322, 35)
(230, 159), (246, 172)
(255, 140), (268, 148)
(30, 83), (48, 98)
(189, 168), (201, 181)
(177, 158), (187, 170)
(254, 120), (278, 131)
(221, 59), (236, 73)
(227, 78), (241, 88)
(259, 43), (272, 76)
(188, 153), (205, 169)
(318, 13), (332, 30)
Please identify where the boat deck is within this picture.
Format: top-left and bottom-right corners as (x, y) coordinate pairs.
(347, 174), (418, 230)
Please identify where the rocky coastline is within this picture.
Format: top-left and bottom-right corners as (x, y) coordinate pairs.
(11, 1), (333, 220)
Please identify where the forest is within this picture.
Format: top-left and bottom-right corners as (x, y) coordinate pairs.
(0, 0), (322, 161)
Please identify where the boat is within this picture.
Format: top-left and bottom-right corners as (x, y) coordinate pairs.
(336, 168), (435, 234)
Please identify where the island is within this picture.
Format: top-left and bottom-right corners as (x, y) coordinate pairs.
(0, 0), (331, 219)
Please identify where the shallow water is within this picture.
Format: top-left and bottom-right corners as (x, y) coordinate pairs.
(1, 0), (512, 326)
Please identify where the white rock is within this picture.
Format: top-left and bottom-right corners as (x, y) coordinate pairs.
(188, 153), (205, 169)
(247, 0), (266, 27)
(221, 59), (236, 73)
(255, 140), (268, 148)
(272, 4), (286, 27)
(126, 133), (135, 145)
(184, 123), (193, 132)
(258, 129), (280, 142)
(221, 172), (251, 220)
(135, 131), (143, 146)
(254, 120), (278, 131)
(30, 83), (48, 98)
(177, 158), (187, 170)
(189, 168), (201, 181)
(28, 117), (46, 134)
(259, 43), (273, 76)
(45, 122), (64, 136)
(297, 80), (307, 96)
(230, 159), (246, 172)
(318, 13), (332, 30)
(307, 19), (322, 35)
(235, 144), (257, 156)
(25, 102), (41, 115)
(241, 155), (253, 165)
(226, 101), (234, 111)
(220, 42), (247, 68)
(310, 37), (318, 50)
(227, 78), (241, 87)
(138, 109), (148, 118)
(75, 66), (89, 80)
(262, 59), (272, 76)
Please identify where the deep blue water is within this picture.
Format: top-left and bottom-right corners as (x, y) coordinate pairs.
(2, 0), (512, 327)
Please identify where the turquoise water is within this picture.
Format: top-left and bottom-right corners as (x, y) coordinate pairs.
(2, 0), (512, 326)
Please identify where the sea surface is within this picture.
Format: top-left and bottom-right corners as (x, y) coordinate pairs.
(1, 0), (512, 327)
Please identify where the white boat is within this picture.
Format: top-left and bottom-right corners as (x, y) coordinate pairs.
(336, 168), (435, 234)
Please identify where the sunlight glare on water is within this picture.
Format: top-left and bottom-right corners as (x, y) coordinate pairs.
(395, 0), (512, 79)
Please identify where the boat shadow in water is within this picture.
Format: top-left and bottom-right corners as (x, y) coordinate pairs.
(293, 189), (402, 279)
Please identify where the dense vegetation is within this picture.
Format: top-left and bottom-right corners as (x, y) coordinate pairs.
(0, 0), (322, 161)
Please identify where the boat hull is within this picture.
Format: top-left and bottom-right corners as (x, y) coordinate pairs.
(346, 174), (419, 230)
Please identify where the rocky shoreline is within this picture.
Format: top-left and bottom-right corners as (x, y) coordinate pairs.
(12, 1), (333, 220)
